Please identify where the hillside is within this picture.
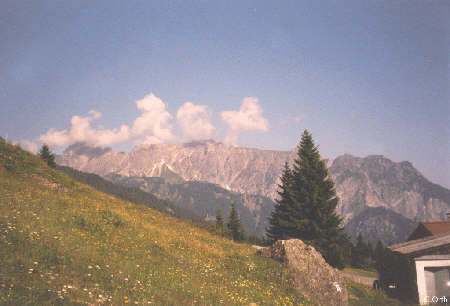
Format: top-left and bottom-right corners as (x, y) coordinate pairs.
(57, 165), (202, 222)
(105, 174), (276, 237)
(0, 140), (310, 304)
(344, 207), (418, 245)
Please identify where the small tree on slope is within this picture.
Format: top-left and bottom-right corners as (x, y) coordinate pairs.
(216, 208), (224, 235)
(39, 144), (56, 168)
(227, 202), (244, 241)
(267, 130), (349, 268)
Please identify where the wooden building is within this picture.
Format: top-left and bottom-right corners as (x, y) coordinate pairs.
(388, 231), (450, 304)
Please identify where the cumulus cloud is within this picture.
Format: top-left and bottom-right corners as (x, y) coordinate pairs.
(88, 109), (102, 120)
(176, 102), (215, 141)
(40, 111), (130, 147)
(131, 93), (175, 142)
(21, 139), (38, 153)
(39, 93), (175, 148)
(221, 97), (269, 145)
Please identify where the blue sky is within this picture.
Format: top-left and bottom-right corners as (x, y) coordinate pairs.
(1, 1), (449, 187)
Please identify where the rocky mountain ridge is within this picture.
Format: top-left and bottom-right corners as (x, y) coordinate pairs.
(58, 140), (298, 199)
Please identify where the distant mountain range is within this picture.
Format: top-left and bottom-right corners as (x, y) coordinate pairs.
(57, 140), (296, 199)
(57, 141), (450, 244)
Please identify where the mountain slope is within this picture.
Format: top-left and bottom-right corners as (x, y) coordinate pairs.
(57, 165), (202, 222)
(105, 174), (276, 237)
(344, 207), (418, 245)
(0, 140), (309, 304)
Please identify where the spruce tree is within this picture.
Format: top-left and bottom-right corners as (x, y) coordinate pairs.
(367, 241), (375, 268)
(39, 144), (56, 168)
(266, 130), (349, 268)
(374, 240), (385, 270)
(351, 233), (366, 268)
(216, 208), (224, 235)
(227, 202), (244, 241)
(267, 162), (294, 241)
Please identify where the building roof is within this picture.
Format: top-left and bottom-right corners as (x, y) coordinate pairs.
(414, 255), (450, 261)
(421, 221), (450, 236)
(388, 232), (450, 256)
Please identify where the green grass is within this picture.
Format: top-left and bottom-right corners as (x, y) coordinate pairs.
(343, 267), (378, 278)
(0, 140), (311, 305)
(347, 281), (414, 306)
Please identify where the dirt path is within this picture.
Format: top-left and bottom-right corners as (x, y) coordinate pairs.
(342, 272), (377, 287)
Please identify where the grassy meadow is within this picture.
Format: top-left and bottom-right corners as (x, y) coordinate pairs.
(342, 267), (378, 279)
(0, 140), (310, 305)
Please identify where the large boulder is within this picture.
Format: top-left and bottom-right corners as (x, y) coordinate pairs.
(256, 239), (348, 306)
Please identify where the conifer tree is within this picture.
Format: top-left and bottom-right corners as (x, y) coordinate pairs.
(266, 130), (349, 268)
(351, 233), (366, 268)
(267, 162), (294, 241)
(39, 144), (56, 168)
(216, 208), (224, 235)
(374, 240), (385, 270)
(367, 241), (375, 267)
(227, 202), (244, 241)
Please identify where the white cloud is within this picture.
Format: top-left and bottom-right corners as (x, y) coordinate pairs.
(40, 128), (71, 147)
(88, 109), (102, 120)
(221, 97), (269, 145)
(40, 111), (130, 147)
(21, 139), (38, 153)
(39, 93), (175, 148)
(176, 102), (215, 141)
(131, 93), (175, 143)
